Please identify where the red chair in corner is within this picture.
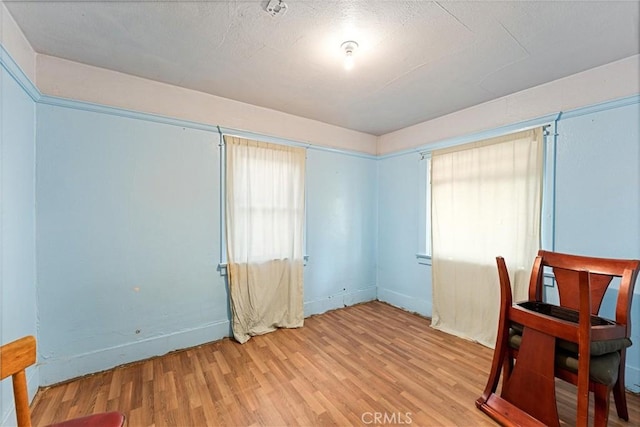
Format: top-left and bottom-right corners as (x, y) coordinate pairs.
(0, 335), (126, 427)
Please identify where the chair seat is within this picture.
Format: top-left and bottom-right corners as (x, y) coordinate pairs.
(45, 412), (125, 427)
(510, 323), (632, 356)
(508, 328), (630, 386)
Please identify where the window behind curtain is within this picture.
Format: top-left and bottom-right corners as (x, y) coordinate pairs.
(227, 143), (305, 263)
(224, 135), (306, 343)
(418, 154), (431, 261)
(430, 128), (544, 348)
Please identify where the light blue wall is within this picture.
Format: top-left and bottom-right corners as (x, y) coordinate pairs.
(0, 59), (38, 425)
(554, 102), (640, 391)
(305, 149), (378, 315)
(377, 153), (432, 316)
(35, 103), (379, 385)
(36, 105), (227, 384)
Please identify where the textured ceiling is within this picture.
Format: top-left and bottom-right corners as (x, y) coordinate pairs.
(5, 0), (640, 135)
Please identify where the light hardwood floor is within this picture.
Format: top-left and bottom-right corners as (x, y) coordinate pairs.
(31, 301), (640, 426)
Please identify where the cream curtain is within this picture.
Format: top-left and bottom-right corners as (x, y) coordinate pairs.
(225, 136), (306, 344)
(431, 128), (543, 348)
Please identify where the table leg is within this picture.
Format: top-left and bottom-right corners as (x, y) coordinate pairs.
(501, 327), (560, 427)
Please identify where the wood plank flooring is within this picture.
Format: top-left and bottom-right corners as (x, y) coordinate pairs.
(30, 301), (640, 426)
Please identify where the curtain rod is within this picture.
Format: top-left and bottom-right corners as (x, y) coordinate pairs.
(217, 126), (377, 160)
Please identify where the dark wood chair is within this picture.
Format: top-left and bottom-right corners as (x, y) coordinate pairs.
(476, 250), (640, 426)
(0, 335), (126, 427)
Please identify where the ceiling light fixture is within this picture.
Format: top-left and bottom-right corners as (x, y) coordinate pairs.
(341, 41), (359, 71)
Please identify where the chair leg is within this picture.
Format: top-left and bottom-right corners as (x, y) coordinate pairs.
(477, 321), (510, 404)
(477, 256), (513, 407)
(612, 374), (628, 420)
(612, 350), (629, 421)
(502, 352), (513, 382)
(593, 383), (611, 427)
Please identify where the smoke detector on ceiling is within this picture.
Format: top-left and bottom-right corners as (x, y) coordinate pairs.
(265, 0), (288, 17)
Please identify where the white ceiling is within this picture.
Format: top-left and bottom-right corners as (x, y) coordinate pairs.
(5, 0), (640, 135)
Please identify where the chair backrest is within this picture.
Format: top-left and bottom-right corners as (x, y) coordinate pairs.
(1, 335), (36, 427)
(528, 250), (640, 331)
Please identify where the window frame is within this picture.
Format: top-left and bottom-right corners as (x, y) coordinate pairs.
(416, 153), (432, 265)
(416, 123), (556, 268)
(218, 133), (309, 276)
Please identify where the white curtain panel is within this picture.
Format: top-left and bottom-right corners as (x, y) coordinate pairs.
(431, 128), (543, 348)
(225, 136), (306, 343)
